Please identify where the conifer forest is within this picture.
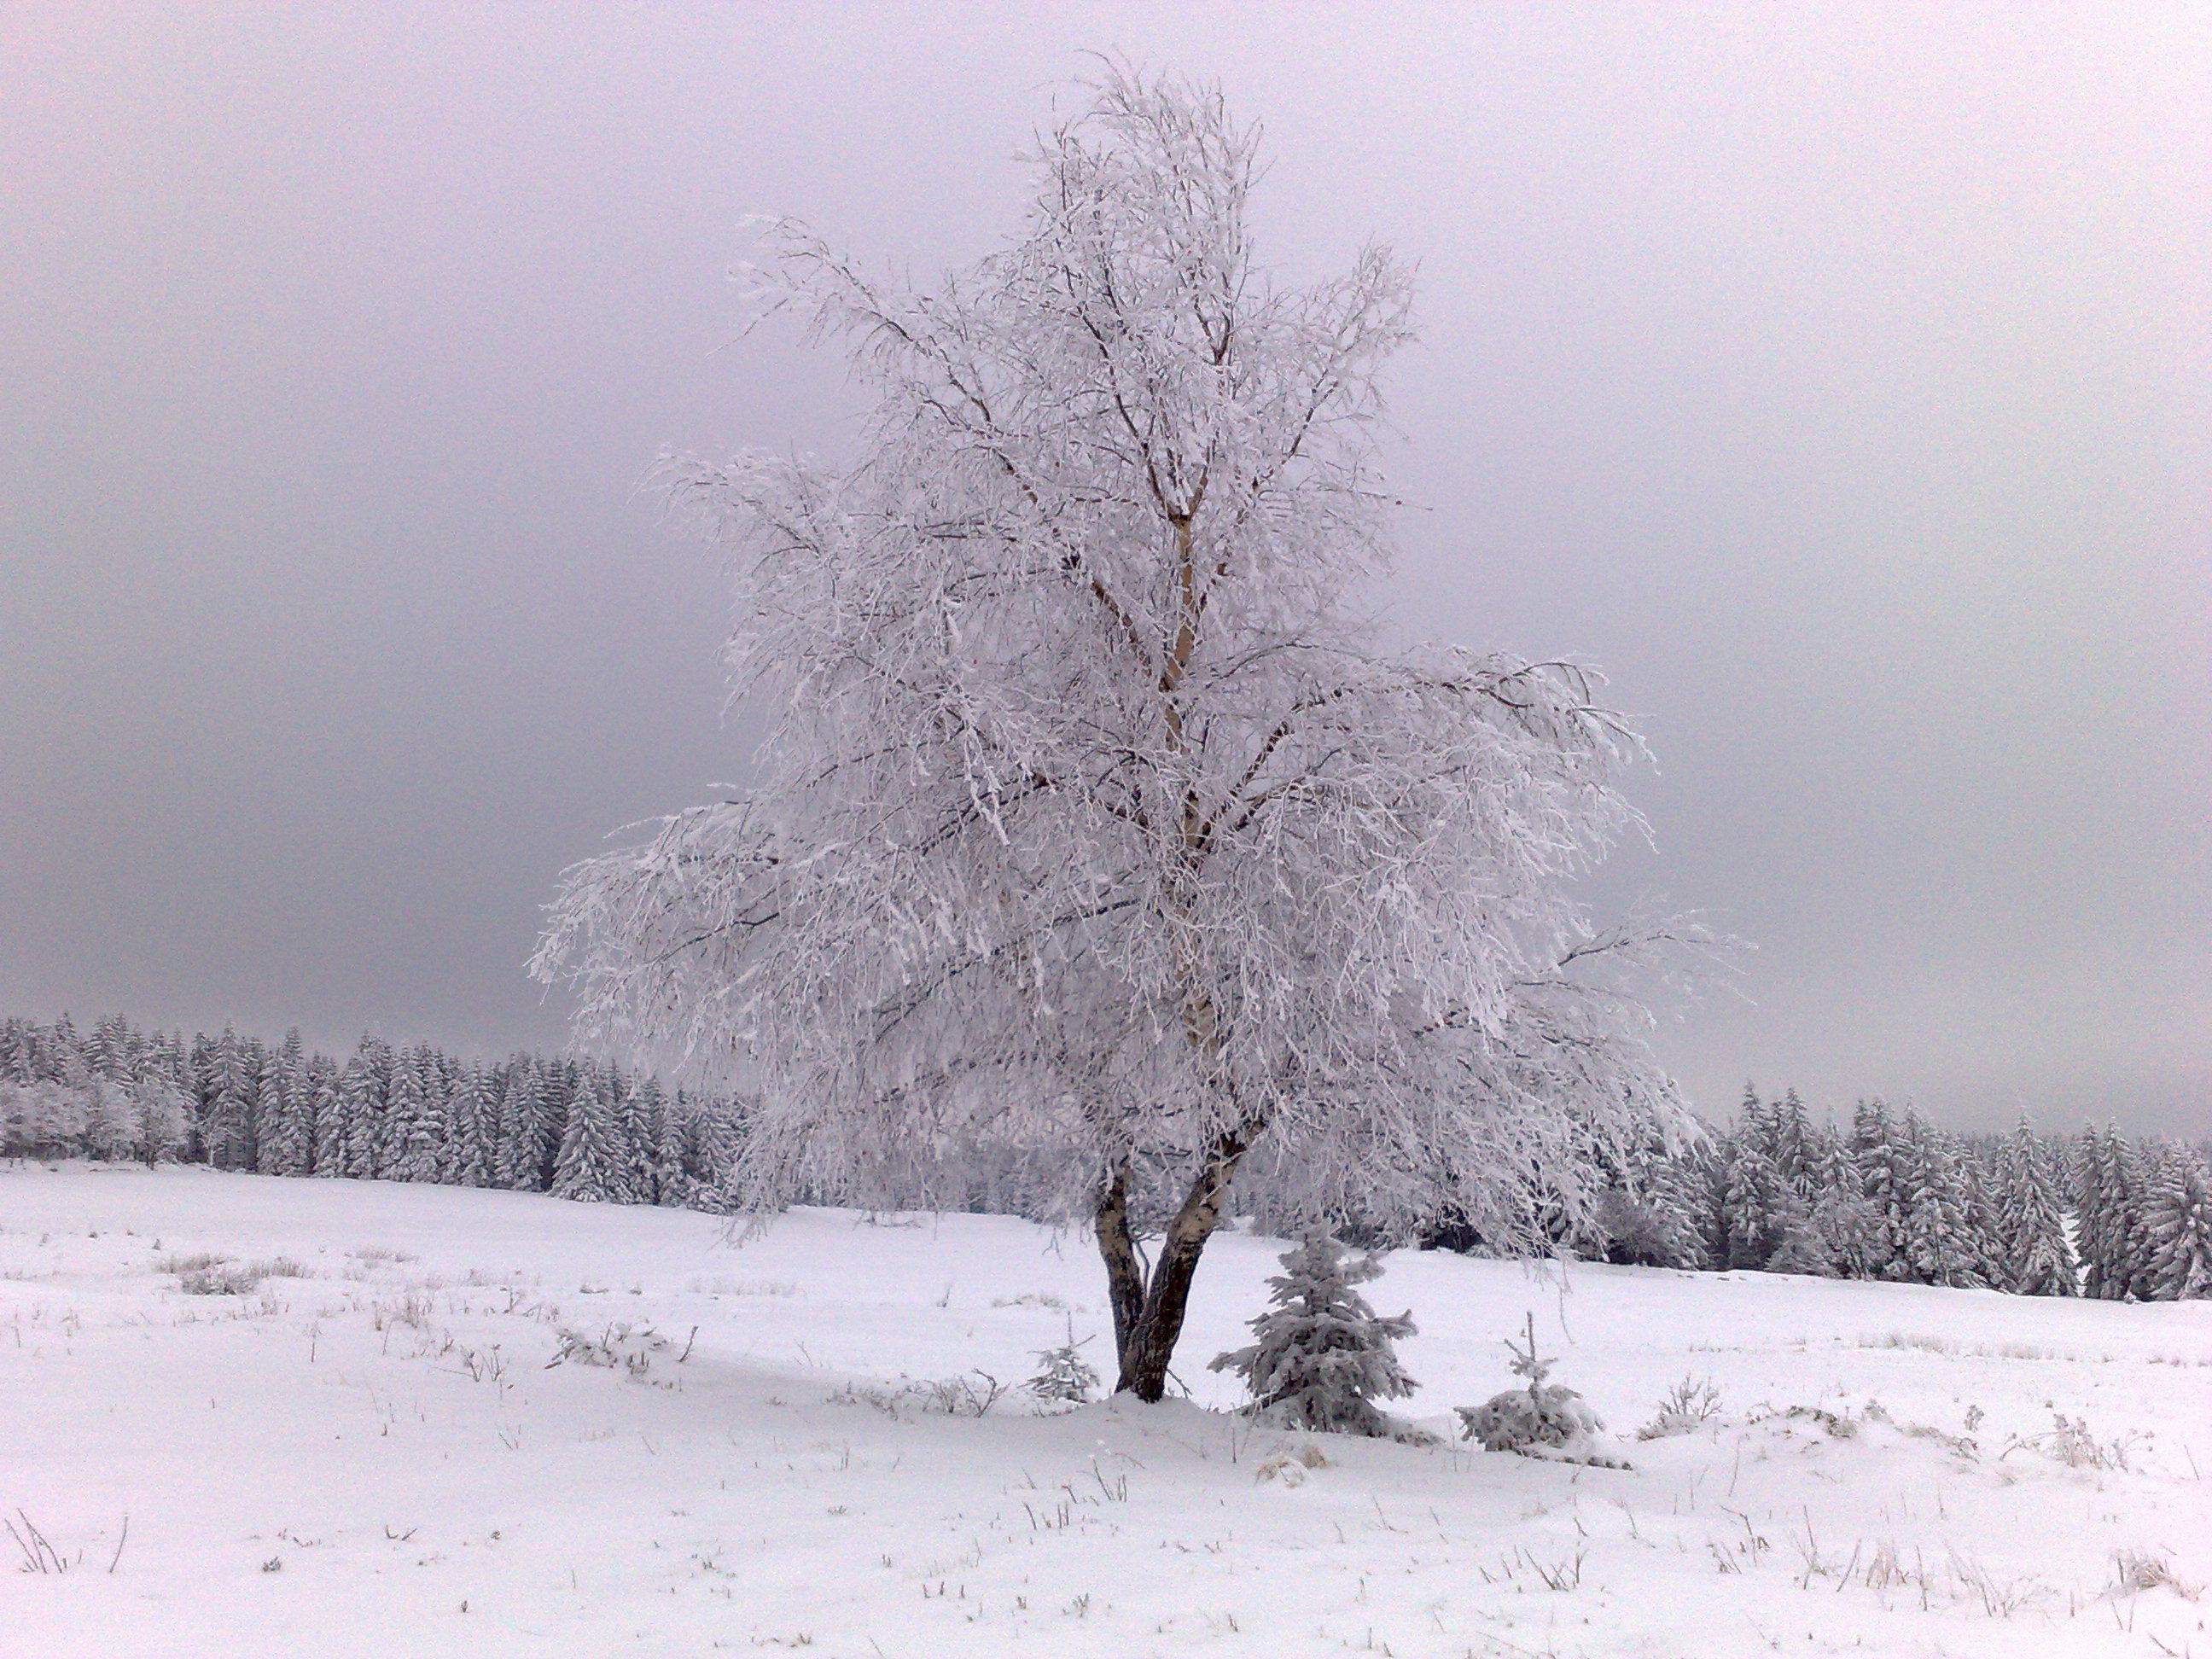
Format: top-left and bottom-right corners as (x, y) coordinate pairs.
(7, 1010), (2203, 1303)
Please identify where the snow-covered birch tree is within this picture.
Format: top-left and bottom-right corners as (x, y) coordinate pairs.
(534, 68), (1694, 1400)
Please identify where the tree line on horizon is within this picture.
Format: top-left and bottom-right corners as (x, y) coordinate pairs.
(1585, 1085), (2210, 1303)
(0, 1011), (742, 1211)
(2, 1013), (2205, 1301)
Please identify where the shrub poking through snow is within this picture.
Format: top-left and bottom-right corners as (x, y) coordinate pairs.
(162, 1254), (268, 1296)
(1254, 1441), (1330, 1486)
(2001, 1409), (2144, 1472)
(825, 1371), (1007, 1417)
(546, 1322), (671, 1378)
(1635, 1373), (1724, 1440)
(1027, 1325), (1101, 1406)
(921, 1371), (1006, 1417)
(155, 1250), (231, 1275)
(2110, 1547), (2202, 1598)
(1458, 1313), (1628, 1467)
(1209, 1231), (1419, 1436)
(179, 1264), (265, 1295)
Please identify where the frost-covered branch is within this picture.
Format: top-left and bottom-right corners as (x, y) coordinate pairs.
(537, 66), (1696, 1398)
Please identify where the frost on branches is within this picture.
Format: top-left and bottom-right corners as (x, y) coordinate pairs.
(1210, 1231), (1419, 1437)
(533, 67), (1696, 1400)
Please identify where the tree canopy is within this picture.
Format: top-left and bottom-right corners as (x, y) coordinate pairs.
(534, 67), (1695, 1397)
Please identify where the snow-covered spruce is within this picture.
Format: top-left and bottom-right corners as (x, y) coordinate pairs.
(1025, 1327), (1102, 1406)
(1458, 1312), (1627, 1468)
(1997, 1113), (2077, 1297)
(2142, 1148), (2212, 1301)
(1209, 1231), (1421, 1437)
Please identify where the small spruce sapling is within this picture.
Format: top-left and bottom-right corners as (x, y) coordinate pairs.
(1209, 1231), (1420, 1437)
(1458, 1313), (1627, 1466)
(1027, 1323), (1102, 1406)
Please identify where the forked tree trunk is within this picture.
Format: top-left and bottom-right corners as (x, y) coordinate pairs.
(1093, 1160), (1147, 1364)
(1097, 1126), (1258, 1401)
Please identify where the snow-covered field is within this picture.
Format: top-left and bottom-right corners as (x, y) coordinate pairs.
(3, 1166), (2207, 1657)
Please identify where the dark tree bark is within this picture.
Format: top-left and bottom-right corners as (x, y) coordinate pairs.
(1093, 1157), (1147, 1364)
(1097, 1123), (1261, 1401)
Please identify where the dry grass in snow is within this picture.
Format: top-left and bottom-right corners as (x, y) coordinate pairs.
(3, 1165), (2208, 1657)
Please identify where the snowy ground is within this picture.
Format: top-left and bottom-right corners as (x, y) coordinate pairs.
(3, 1166), (2208, 1657)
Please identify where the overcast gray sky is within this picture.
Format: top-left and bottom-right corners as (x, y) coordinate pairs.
(3, 3), (2205, 1134)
